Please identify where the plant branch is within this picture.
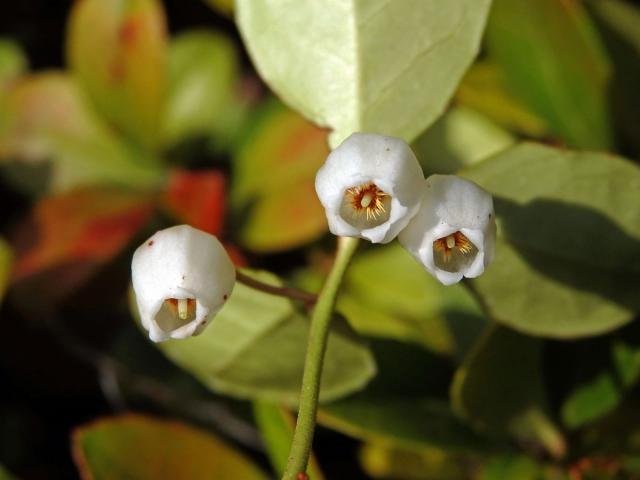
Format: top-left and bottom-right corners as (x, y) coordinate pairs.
(282, 236), (359, 480)
(236, 270), (317, 305)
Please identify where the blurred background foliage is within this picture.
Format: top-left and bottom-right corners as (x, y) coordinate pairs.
(0, 0), (640, 479)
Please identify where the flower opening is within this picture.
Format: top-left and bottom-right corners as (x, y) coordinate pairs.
(340, 182), (392, 229)
(315, 132), (424, 243)
(432, 231), (479, 273)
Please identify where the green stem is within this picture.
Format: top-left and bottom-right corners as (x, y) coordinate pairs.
(282, 236), (359, 480)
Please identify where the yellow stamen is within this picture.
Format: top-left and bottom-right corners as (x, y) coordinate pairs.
(361, 192), (373, 208)
(345, 182), (389, 221)
(164, 298), (196, 321)
(446, 235), (456, 249)
(178, 298), (189, 320)
(433, 231), (475, 262)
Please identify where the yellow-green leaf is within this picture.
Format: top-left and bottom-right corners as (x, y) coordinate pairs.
(0, 73), (164, 191)
(455, 62), (549, 138)
(162, 31), (240, 147)
(253, 402), (325, 479)
(486, 0), (613, 149)
(0, 39), (28, 86)
(236, 0), (492, 147)
(72, 414), (267, 480)
(67, 0), (167, 150)
(232, 100), (329, 252)
(412, 106), (514, 176)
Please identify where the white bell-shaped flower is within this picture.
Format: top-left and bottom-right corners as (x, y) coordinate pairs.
(315, 132), (424, 244)
(399, 175), (496, 285)
(131, 225), (236, 342)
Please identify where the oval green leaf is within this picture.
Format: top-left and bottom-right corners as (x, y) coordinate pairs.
(155, 270), (375, 405)
(463, 143), (640, 338)
(236, 0), (492, 147)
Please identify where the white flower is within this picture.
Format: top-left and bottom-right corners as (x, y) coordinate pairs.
(131, 225), (236, 342)
(398, 175), (496, 285)
(315, 132), (424, 244)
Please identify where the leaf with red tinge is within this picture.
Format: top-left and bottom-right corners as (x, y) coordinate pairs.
(67, 0), (167, 150)
(72, 414), (268, 480)
(0, 72), (165, 192)
(11, 188), (153, 300)
(231, 100), (329, 252)
(162, 169), (225, 235)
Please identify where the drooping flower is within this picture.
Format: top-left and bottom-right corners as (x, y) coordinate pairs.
(315, 132), (424, 244)
(398, 175), (496, 285)
(131, 225), (235, 342)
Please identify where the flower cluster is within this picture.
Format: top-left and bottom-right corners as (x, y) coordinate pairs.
(315, 132), (496, 285)
(131, 133), (495, 342)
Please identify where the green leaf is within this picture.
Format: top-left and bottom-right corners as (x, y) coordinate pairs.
(456, 62), (549, 138)
(463, 143), (640, 338)
(67, 0), (167, 150)
(478, 455), (566, 480)
(253, 402), (325, 479)
(337, 243), (487, 360)
(320, 340), (490, 453)
(560, 325), (640, 429)
(359, 443), (469, 480)
(162, 31), (240, 148)
(562, 372), (619, 430)
(231, 100), (329, 252)
(0, 73), (165, 192)
(155, 270), (375, 404)
(588, 0), (640, 156)
(486, 0), (613, 149)
(451, 326), (566, 459)
(0, 238), (12, 303)
(236, 0), (492, 147)
(72, 414), (267, 479)
(412, 106), (514, 176)
(0, 39), (28, 85)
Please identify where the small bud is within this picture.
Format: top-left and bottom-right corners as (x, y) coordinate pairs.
(131, 225), (236, 342)
(398, 175), (496, 285)
(315, 132), (424, 244)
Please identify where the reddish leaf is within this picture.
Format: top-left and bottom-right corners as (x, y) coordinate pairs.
(12, 188), (153, 290)
(161, 169), (226, 235)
